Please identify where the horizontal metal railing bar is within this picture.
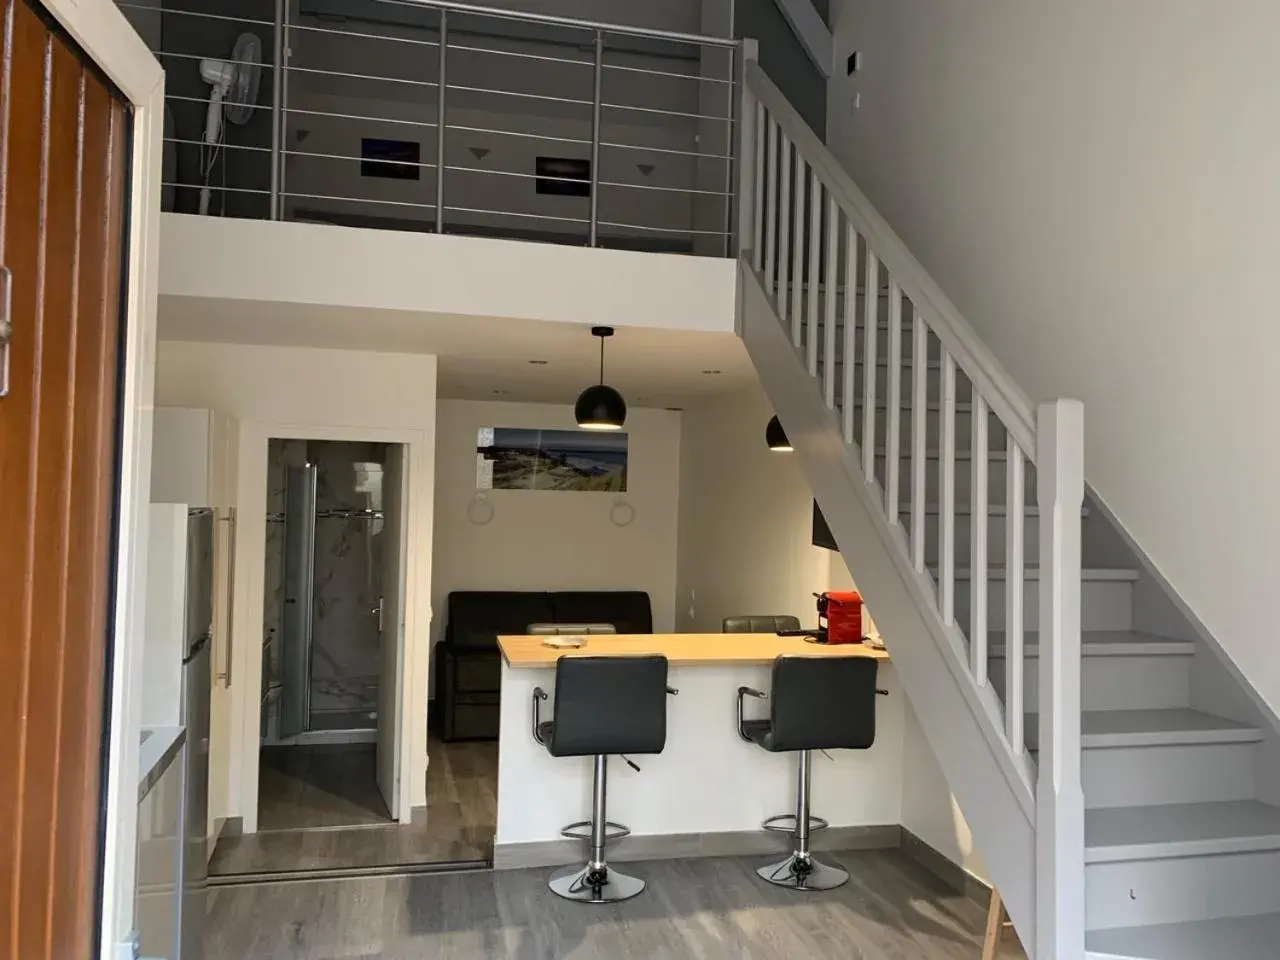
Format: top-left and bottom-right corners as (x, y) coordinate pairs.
(284, 18), (441, 50)
(163, 181), (272, 196)
(285, 104), (438, 130)
(357, 0), (738, 49)
(163, 93), (274, 112)
(601, 139), (732, 161)
(287, 190), (442, 211)
(117, 3), (274, 30)
(163, 137), (725, 194)
(442, 163), (593, 185)
(603, 60), (733, 85)
(446, 40), (593, 68)
(443, 163), (731, 195)
(162, 120), (728, 165)
(599, 178), (730, 197)
(298, 146), (436, 170)
(165, 136), (271, 154)
(445, 122), (591, 149)
(444, 203), (589, 225)
(446, 81), (592, 108)
(602, 100), (733, 123)
(598, 218), (726, 237)
(282, 62), (439, 91)
(153, 51), (277, 72)
(442, 203), (586, 225)
(160, 181), (725, 238)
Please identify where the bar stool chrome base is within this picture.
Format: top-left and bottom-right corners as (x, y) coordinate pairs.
(549, 863), (647, 903)
(756, 853), (849, 891)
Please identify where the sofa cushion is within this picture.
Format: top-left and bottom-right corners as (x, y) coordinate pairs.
(552, 591), (652, 634)
(444, 591), (555, 648)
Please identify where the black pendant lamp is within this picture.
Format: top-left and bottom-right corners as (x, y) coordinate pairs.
(575, 326), (627, 431)
(766, 414), (793, 452)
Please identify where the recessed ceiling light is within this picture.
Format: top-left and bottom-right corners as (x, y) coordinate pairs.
(493, 389), (509, 395)
(702, 369), (722, 375)
(528, 359), (548, 365)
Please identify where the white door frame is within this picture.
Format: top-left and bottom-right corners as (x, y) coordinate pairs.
(231, 422), (429, 833)
(31, 1), (164, 956)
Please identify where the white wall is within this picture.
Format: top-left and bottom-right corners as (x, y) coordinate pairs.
(432, 400), (682, 657)
(158, 214), (738, 335)
(675, 386), (831, 630)
(153, 340), (438, 826)
(826, 0), (1280, 717)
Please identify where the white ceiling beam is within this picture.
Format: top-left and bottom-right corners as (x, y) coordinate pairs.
(770, 0), (833, 78)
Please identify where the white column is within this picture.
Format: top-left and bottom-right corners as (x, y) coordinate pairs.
(1035, 398), (1085, 960)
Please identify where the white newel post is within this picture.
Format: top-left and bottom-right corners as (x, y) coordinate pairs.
(1035, 399), (1086, 960)
(735, 39), (760, 266)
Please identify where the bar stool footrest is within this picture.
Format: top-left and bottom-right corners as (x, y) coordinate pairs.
(762, 813), (829, 834)
(560, 820), (631, 843)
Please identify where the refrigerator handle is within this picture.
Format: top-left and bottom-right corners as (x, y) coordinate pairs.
(216, 506), (237, 688)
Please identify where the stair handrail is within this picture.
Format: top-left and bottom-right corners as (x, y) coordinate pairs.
(737, 55), (1086, 960)
(739, 60), (1036, 460)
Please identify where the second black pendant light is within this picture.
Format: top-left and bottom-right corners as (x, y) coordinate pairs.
(575, 326), (627, 431)
(766, 414), (792, 452)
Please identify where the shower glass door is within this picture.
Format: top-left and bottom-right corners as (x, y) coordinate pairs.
(279, 464), (317, 740)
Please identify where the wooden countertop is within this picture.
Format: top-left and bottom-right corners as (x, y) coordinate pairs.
(497, 633), (891, 669)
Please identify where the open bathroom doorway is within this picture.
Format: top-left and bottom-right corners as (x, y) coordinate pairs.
(255, 438), (405, 832)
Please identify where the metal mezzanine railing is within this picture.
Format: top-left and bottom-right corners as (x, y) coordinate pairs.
(118, 0), (743, 256)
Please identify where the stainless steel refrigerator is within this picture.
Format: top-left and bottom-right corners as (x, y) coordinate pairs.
(179, 508), (213, 960)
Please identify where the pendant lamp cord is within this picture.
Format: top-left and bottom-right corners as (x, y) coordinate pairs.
(598, 335), (605, 384)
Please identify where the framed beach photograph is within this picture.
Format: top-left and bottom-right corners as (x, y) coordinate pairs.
(476, 427), (628, 492)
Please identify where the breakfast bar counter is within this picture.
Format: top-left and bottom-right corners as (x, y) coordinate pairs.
(491, 632), (903, 869)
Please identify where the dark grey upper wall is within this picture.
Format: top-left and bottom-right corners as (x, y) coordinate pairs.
(734, 0), (826, 137)
(161, 0), (276, 217)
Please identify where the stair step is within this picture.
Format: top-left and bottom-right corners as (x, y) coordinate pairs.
(1086, 801), (1280, 863)
(990, 631), (1195, 659)
(990, 631), (1192, 713)
(875, 446), (1019, 461)
(1086, 913), (1280, 960)
(951, 566), (1136, 582)
(907, 503), (1087, 517)
(1029, 708), (1263, 750)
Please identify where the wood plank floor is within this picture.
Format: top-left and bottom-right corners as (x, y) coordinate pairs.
(209, 737), (498, 877)
(204, 848), (1028, 959)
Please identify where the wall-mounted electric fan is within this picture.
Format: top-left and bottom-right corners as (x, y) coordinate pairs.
(198, 32), (263, 215)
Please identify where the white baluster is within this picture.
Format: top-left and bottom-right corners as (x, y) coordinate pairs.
(806, 169), (820, 377)
(777, 135), (791, 327)
(763, 118), (778, 296)
(861, 251), (880, 482)
(939, 351), (956, 625)
(970, 395), (989, 683)
(822, 194), (838, 409)
(1035, 398), (1085, 960)
(752, 101), (765, 273)
(885, 282), (902, 522)
(790, 158), (806, 348)
(842, 226), (858, 445)
(911, 315), (928, 571)
(1005, 437), (1025, 755)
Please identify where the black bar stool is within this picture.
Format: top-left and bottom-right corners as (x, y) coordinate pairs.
(737, 654), (885, 890)
(532, 654), (675, 903)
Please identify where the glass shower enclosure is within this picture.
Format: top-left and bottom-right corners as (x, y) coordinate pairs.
(264, 440), (386, 743)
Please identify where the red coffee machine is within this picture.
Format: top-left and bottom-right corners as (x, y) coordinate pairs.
(816, 591), (863, 645)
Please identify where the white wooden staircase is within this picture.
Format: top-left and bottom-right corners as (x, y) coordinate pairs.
(735, 55), (1280, 960)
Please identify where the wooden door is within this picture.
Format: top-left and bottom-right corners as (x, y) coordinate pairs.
(0, 0), (130, 957)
